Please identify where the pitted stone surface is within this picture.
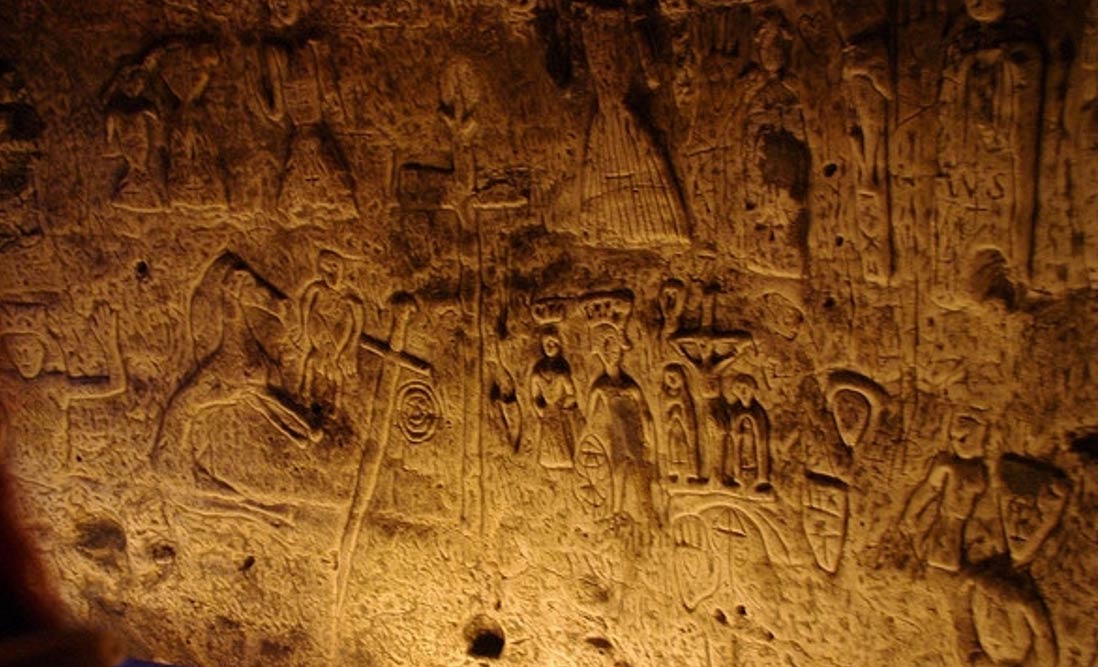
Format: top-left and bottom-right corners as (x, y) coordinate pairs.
(0, 1), (1095, 665)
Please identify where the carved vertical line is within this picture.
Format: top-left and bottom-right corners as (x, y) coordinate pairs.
(1026, 41), (1050, 280)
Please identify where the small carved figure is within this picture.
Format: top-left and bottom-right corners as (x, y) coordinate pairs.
(574, 3), (689, 248)
(658, 278), (687, 342)
(296, 250), (366, 413)
(103, 53), (166, 212)
(255, 0), (356, 220)
(737, 9), (811, 277)
(680, 4), (752, 242)
(659, 363), (701, 483)
(529, 324), (579, 469)
(713, 370), (771, 491)
(935, 0), (1044, 290)
(160, 41), (228, 211)
(900, 408), (989, 572)
(0, 61), (44, 250)
(586, 321), (657, 524)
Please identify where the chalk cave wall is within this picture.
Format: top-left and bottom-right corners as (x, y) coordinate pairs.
(0, 0), (1096, 665)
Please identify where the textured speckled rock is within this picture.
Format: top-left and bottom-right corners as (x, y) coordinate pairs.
(0, 1), (1095, 665)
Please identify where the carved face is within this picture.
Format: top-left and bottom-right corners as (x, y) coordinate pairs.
(662, 366), (685, 395)
(541, 333), (561, 359)
(659, 281), (686, 326)
(722, 373), (757, 406)
(268, 0), (303, 26)
(755, 17), (789, 74)
(4, 333), (46, 379)
(594, 329), (624, 371)
(997, 456), (1071, 566)
(119, 65), (148, 97)
(319, 253), (343, 288)
(965, 0), (1006, 23)
(946, 409), (987, 459)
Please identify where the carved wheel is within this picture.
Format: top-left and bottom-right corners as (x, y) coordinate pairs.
(573, 433), (611, 510)
(396, 380), (441, 444)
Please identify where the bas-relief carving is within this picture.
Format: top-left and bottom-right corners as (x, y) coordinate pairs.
(0, 1), (1095, 666)
(934, 0), (1045, 296)
(0, 61), (44, 250)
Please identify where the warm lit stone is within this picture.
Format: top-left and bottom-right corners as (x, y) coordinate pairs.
(0, 0), (1095, 665)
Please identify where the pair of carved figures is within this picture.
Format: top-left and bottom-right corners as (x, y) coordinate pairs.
(655, 360), (773, 491)
(901, 405), (1069, 666)
(528, 295), (659, 525)
(103, 40), (227, 213)
(153, 249), (368, 493)
(103, 0), (354, 219)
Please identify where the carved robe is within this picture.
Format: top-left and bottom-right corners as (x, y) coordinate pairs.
(935, 19), (1044, 289)
(576, 7), (689, 248)
(589, 371), (655, 521)
(261, 33), (356, 220)
(530, 355), (578, 469)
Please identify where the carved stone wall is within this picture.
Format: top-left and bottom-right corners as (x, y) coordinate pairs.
(0, 1), (1095, 665)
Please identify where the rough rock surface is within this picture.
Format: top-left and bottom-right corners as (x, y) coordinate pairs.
(0, 0), (1095, 665)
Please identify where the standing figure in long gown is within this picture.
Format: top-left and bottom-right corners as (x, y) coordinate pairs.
(529, 325), (579, 469)
(255, 0), (357, 221)
(586, 323), (658, 525)
(575, 3), (689, 248)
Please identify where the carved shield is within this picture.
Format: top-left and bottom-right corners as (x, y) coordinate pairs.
(802, 472), (849, 574)
(672, 514), (721, 611)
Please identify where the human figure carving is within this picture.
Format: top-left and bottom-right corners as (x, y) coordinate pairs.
(711, 370), (771, 492)
(737, 9), (811, 277)
(295, 250), (365, 414)
(586, 323), (658, 525)
(153, 258), (312, 488)
(900, 407), (989, 572)
(1, 303), (125, 407)
(950, 455), (1069, 667)
(935, 0), (1044, 292)
(958, 561), (1057, 667)
(0, 62), (44, 250)
(574, 2), (689, 248)
(0, 303), (126, 471)
(529, 325), (579, 469)
(160, 40), (228, 211)
(659, 363), (701, 483)
(254, 0), (356, 220)
(103, 54), (166, 212)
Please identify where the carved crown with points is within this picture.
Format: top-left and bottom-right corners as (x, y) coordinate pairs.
(581, 289), (634, 329)
(531, 298), (567, 325)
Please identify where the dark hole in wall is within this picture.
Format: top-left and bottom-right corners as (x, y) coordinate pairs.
(1071, 431), (1097, 463)
(464, 614), (505, 659)
(469, 630), (505, 659)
